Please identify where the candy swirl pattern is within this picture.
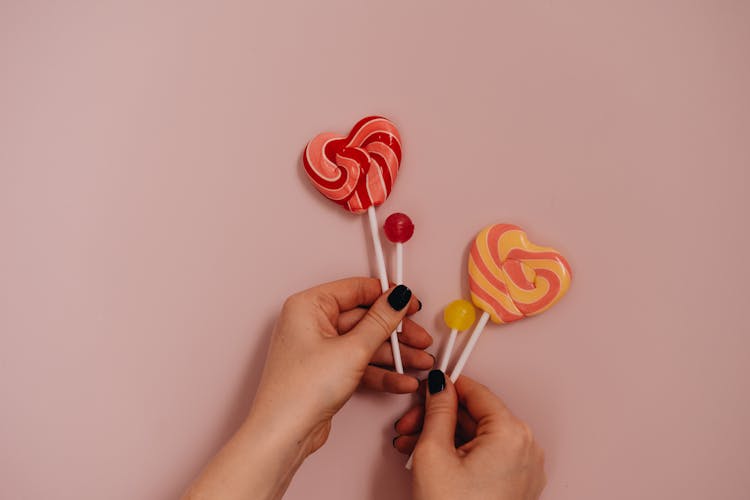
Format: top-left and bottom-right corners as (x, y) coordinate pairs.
(303, 116), (402, 214)
(468, 224), (572, 324)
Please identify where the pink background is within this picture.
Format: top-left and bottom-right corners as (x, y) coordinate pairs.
(2, 1), (749, 499)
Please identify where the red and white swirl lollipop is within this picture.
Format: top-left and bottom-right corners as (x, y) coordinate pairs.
(303, 116), (405, 373)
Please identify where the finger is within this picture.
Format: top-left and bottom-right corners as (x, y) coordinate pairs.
(371, 343), (434, 370)
(415, 370), (457, 454)
(303, 278), (383, 322)
(456, 407), (478, 441)
(360, 365), (419, 394)
(341, 285), (418, 355)
(415, 378), (427, 401)
(338, 312), (433, 350)
(397, 318), (433, 349)
(314, 277), (421, 314)
(291, 278), (421, 325)
(395, 405), (425, 435)
(393, 434), (419, 455)
(454, 375), (511, 426)
(337, 307), (368, 334)
(396, 406), (474, 443)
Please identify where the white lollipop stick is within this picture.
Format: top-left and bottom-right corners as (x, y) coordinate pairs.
(395, 242), (404, 333)
(367, 206), (404, 374)
(405, 450), (415, 470)
(450, 311), (490, 382)
(438, 328), (459, 372)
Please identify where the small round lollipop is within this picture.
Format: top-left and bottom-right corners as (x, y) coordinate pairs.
(384, 213), (414, 334)
(439, 299), (476, 371)
(303, 116), (405, 373)
(450, 224), (572, 382)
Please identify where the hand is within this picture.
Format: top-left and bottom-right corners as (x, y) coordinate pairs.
(394, 371), (546, 500)
(252, 277), (431, 454)
(184, 278), (432, 500)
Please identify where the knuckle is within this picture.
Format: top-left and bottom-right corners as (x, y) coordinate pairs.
(505, 419), (534, 451)
(519, 421), (535, 442)
(413, 440), (440, 461)
(282, 293), (303, 312)
(357, 278), (370, 305)
(425, 405), (454, 419)
(350, 341), (375, 364)
(537, 446), (546, 466)
(363, 308), (393, 337)
(312, 293), (338, 316)
(340, 337), (375, 366)
(423, 404), (457, 426)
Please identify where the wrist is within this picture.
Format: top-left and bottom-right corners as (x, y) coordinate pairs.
(237, 411), (310, 492)
(242, 408), (312, 459)
(184, 410), (311, 500)
(246, 389), (327, 457)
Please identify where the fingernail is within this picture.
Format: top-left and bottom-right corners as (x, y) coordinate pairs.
(428, 369), (446, 394)
(417, 300), (423, 311)
(392, 436), (398, 448)
(387, 285), (412, 311)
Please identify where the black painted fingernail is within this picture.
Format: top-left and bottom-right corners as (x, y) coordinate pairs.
(387, 285), (412, 311)
(417, 300), (423, 311)
(392, 436), (398, 448)
(428, 369), (446, 394)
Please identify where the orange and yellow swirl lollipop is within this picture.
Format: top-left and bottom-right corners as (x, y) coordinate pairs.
(450, 224), (572, 381)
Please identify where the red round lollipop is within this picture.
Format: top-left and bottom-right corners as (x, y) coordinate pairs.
(383, 213), (414, 243)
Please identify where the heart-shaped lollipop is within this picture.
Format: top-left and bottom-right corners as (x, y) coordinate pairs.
(468, 224), (572, 324)
(451, 224), (572, 381)
(302, 116), (405, 373)
(303, 116), (402, 214)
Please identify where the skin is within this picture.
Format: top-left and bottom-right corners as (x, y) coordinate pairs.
(183, 277), (546, 500)
(394, 375), (547, 500)
(182, 278), (428, 500)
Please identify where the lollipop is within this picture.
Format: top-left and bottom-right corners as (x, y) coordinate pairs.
(450, 224), (572, 382)
(303, 115), (401, 214)
(303, 116), (405, 373)
(439, 299), (476, 371)
(384, 213), (415, 334)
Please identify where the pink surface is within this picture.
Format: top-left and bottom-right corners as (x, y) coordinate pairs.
(1, 1), (749, 499)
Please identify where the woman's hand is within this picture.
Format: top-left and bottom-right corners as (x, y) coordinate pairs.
(394, 371), (546, 500)
(184, 278), (432, 500)
(252, 277), (431, 454)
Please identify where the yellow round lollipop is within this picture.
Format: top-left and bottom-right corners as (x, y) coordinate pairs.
(444, 299), (477, 331)
(438, 299), (477, 372)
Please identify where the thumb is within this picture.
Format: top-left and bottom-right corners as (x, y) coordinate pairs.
(344, 284), (413, 355)
(416, 370), (458, 454)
